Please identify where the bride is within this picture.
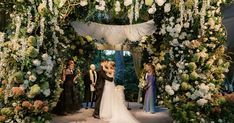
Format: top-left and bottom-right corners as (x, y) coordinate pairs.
(100, 61), (139, 123)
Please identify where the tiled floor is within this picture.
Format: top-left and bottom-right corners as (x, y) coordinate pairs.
(51, 102), (173, 123)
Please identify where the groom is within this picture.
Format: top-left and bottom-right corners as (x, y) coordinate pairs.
(93, 60), (114, 119)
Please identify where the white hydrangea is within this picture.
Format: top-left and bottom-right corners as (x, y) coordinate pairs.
(32, 59), (41, 66)
(197, 98), (208, 106)
(174, 24), (182, 33)
(165, 85), (175, 95)
(43, 89), (51, 97)
(172, 82), (180, 91)
(199, 83), (209, 94)
(42, 53), (49, 61)
(36, 66), (44, 74)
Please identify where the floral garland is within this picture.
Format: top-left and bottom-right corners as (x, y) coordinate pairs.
(0, 0), (96, 122)
(142, 0), (232, 122)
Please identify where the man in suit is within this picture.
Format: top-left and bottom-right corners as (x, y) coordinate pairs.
(93, 60), (114, 119)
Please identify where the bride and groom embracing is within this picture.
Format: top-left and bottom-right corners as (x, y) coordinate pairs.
(93, 60), (139, 123)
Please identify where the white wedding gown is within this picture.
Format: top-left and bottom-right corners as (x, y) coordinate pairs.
(100, 76), (140, 123)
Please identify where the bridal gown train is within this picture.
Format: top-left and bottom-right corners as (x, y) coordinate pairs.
(100, 79), (140, 123)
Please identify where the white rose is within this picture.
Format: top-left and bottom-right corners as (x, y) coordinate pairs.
(164, 3), (171, 13)
(124, 0), (132, 6)
(29, 75), (37, 82)
(197, 98), (208, 106)
(32, 59), (41, 66)
(155, 0), (166, 6)
(80, 0), (88, 6)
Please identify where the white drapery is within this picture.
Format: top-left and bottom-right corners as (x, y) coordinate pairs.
(71, 20), (156, 45)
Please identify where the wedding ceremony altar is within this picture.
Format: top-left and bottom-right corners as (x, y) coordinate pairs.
(0, 0), (234, 123)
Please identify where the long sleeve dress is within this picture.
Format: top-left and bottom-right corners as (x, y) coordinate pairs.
(143, 73), (156, 113)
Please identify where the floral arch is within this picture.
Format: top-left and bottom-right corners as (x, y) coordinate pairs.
(0, 0), (233, 123)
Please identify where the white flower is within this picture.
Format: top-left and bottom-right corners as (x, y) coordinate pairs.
(158, 101), (164, 105)
(174, 24), (182, 33)
(27, 71), (31, 75)
(32, 59), (41, 66)
(208, 83), (215, 91)
(58, 0), (67, 8)
(197, 98), (208, 106)
(218, 119), (223, 123)
(173, 96), (180, 102)
(165, 85), (174, 95)
(29, 75), (37, 82)
(170, 39), (179, 46)
(172, 82), (180, 91)
(155, 0), (166, 6)
(208, 18), (215, 29)
(42, 53), (49, 61)
(36, 66), (44, 74)
(115, 1), (121, 12)
(12, 102), (17, 107)
(0, 32), (5, 42)
(148, 5), (156, 14)
(199, 83), (209, 94)
(96, 0), (106, 11)
(80, 0), (88, 6)
(43, 89), (51, 97)
(164, 3), (171, 13)
(186, 92), (191, 97)
(124, 0), (132, 6)
(17, 0), (24, 2)
(184, 22), (190, 28)
(214, 24), (221, 31)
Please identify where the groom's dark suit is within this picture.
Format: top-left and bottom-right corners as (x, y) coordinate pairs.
(93, 66), (113, 117)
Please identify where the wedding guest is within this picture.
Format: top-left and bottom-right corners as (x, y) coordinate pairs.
(84, 64), (97, 109)
(144, 63), (156, 113)
(54, 59), (81, 115)
(139, 63), (150, 109)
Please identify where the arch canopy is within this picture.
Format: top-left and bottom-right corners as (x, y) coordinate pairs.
(71, 20), (156, 50)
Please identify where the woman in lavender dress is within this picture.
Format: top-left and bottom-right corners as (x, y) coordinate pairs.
(143, 63), (156, 113)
